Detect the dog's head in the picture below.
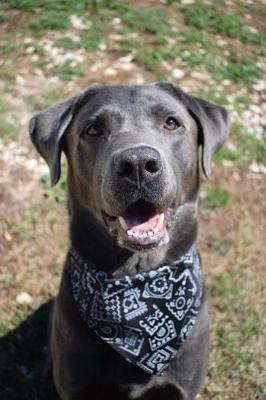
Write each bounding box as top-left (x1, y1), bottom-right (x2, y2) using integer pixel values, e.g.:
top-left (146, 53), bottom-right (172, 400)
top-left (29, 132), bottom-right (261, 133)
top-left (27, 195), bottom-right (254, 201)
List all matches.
top-left (29, 83), bottom-right (229, 252)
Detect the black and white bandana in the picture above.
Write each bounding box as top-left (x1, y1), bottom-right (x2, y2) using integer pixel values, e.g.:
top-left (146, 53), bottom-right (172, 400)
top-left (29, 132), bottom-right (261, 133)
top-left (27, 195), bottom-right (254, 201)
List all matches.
top-left (69, 248), bottom-right (203, 376)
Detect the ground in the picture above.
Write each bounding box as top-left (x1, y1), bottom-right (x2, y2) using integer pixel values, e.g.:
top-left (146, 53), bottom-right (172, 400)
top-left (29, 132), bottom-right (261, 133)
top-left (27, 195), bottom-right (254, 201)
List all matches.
top-left (0, 1), bottom-right (265, 399)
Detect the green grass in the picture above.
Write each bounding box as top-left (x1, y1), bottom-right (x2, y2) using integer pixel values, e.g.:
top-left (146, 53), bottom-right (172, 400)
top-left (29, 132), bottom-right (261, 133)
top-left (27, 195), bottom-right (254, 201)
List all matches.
top-left (183, 2), bottom-right (265, 46)
top-left (0, 122), bottom-right (18, 142)
top-left (120, 7), bottom-right (172, 37)
top-left (28, 10), bottom-right (71, 31)
top-left (134, 47), bottom-right (176, 73)
top-left (201, 87), bottom-right (230, 106)
top-left (81, 20), bottom-right (105, 51)
top-left (181, 51), bottom-right (210, 69)
top-left (40, 163), bottom-right (67, 202)
top-left (55, 37), bottom-right (81, 50)
top-left (26, 90), bottom-right (61, 111)
top-left (231, 122), bottom-right (266, 165)
top-left (0, 40), bottom-right (22, 56)
top-left (208, 267), bottom-right (266, 395)
top-left (182, 50), bottom-right (262, 86)
top-left (0, 13), bottom-right (7, 23)
top-left (0, 100), bottom-right (8, 113)
top-left (213, 54), bottom-right (262, 85)
top-left (117, 36), bottom-right (145, 54)
top-left (53, 60), bottom-right (84, 81)
top-left (202, 186), bottom-right (230, 210)
top-left (180, 27), bottom-right (216, 50)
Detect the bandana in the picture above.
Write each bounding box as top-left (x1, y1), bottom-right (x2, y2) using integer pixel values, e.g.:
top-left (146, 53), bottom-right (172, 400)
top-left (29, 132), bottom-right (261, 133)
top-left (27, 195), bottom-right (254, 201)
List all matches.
top-left (69, 247), bottom-right (203, 376)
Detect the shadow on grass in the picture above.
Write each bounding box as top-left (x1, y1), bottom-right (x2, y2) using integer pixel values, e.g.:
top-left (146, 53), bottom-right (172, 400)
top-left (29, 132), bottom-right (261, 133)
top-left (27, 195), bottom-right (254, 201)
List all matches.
top-left (0, 300), bottom-right (59, 400)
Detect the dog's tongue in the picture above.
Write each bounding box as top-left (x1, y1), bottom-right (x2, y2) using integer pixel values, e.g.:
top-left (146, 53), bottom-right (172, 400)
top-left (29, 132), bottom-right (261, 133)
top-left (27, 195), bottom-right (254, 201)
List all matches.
top-left (119, 201), bottom-right (160, 232)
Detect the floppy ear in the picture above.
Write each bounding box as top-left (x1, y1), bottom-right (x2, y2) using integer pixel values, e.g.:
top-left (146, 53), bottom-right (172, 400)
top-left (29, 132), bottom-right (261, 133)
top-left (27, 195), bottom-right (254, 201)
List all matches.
top-left (29, 92), bottom-right (83, 185)
top-left (157, 82), bottom-right (230, 178)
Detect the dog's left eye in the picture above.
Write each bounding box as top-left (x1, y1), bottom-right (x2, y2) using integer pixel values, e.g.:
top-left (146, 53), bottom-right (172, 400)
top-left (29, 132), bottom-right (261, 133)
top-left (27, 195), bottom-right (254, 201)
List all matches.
top-left (84, 124), bottom-right (102, 137)
top-left (163, 117), bottom-right (181, 131)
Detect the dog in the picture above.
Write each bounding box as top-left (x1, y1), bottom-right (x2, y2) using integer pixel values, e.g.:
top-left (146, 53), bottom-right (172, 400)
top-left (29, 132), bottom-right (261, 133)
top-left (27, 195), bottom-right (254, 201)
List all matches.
top-left (29, 82), bottom-right (229, 400)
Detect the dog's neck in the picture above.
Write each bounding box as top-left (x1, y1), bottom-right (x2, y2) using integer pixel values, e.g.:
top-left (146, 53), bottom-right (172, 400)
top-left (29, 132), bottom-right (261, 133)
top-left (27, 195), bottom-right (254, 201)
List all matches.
top-left (69, 197), bottom-right (199, 278)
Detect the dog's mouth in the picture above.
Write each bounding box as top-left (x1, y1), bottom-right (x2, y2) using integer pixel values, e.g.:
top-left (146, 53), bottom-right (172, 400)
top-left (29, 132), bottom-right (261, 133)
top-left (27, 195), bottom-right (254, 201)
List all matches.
top-left (104, 200), bottom-right (172, 250)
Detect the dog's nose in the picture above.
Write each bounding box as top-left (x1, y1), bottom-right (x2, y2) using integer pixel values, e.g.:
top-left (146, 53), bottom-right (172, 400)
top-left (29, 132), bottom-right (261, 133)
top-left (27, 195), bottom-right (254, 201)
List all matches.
top-left (114, 146), bottom-right (163, 187)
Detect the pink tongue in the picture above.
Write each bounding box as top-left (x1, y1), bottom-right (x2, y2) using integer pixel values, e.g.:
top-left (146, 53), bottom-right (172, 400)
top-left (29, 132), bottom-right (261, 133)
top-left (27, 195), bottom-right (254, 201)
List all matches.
top-left (128, 213), bottom-right (160, 232)
top-left (121, 201), bottom-right (160, 232)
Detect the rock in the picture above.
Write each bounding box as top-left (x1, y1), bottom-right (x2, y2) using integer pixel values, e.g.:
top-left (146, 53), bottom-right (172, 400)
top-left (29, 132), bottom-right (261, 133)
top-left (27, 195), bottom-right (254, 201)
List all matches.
top-left (109, 34), bottom-right (122, 41)
top-left (222, 160), bottom-right (234, 167)
top-left (253, 81), bottom-right (266, 91)
top-left (25, 46), bottom-right (35, 54)
top-left (31, 55), bottom-right (40, 62)
top-left (24, 37), bottom-right (33, 45)
top-left (16, 75), bottom-right (26, 85)
top-left (134, 73), bottom-right (145, 84)
top-left (249, 26), bottom-right (259, 34)
top-left (16, 292), bottom-right (32, 305)
top-left (181, 0), bottom-right (195, 4)
top-left (190, 71), bottom-right (211, 81)
top-left (98, 42), bottom-right (107, 51)
top-left (70, 15), bottom-right (87, 30)
top-left (249, 163), bottom-right (266, 174)
top-left (104, 68), bottom-right (118, 77)
top-left (4, 232), bottom-right (12, 241)
top-left (171, 68), bottom-right (185, 80)
top-left (217, 39), bottom-right (227, 46)
top-left (222, 80), bottom-right (232, 86)
top-left (227, 142), bottom-right (237, 151)
top-left (112, 17), bottom-right (121, 26)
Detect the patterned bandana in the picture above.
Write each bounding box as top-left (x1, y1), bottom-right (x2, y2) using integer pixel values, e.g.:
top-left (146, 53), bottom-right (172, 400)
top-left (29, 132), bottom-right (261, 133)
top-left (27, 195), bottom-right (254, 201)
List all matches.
top-left (69, 247), bottom-right (203, 376)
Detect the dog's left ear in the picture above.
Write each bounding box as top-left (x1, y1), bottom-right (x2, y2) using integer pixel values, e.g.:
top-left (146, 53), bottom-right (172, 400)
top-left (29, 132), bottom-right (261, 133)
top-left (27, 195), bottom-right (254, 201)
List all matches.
top-left (29, 92), bottom-right (83, 186)
top-left (157, 82), bottom-right (230, 178)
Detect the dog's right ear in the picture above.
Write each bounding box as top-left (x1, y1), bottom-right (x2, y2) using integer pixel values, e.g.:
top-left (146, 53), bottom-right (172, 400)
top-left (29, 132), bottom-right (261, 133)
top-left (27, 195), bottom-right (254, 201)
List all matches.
top-left (29, 92), bottom-right (83, 186)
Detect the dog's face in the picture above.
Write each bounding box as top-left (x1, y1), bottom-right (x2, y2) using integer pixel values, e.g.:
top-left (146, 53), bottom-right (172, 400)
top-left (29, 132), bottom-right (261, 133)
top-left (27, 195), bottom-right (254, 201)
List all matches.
top-left (29, 83), bottom-right (229, 252)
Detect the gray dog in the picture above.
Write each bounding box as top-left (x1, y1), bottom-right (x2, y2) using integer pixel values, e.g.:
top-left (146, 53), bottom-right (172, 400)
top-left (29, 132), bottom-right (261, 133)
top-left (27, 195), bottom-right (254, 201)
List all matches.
top-left (29, 82), bottom-right (229, 400)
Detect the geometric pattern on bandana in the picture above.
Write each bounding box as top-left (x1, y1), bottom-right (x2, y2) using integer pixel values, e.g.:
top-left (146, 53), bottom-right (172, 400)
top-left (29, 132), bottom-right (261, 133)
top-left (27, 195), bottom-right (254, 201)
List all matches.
top-left (69, 247), bottom-right (203, 376)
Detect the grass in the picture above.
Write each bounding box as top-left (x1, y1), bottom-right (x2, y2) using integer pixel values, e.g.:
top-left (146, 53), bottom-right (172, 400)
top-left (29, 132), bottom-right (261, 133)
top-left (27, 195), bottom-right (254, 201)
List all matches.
top-left (0, 1), bottom-right (266, 399)
top-left (134, 47), bottom-right (176, 73)
top-left (0, 122), bottom-right (18, 142)
top-left (40, 162), bottom-right (67, 202)
top-left (207, 267), bottom-right (266, 397)
top-left (53, 60), bottom-right (84, 81)
top-left (181, 50), bottom-right (262, 86)
top-left (183, 2), bottom-right (265, 47)
top-left (213, 54), bottom-right (262, 85)
top-left (212, 121), bottom-right (266, 168)
top-left (0, 99), bottom-right (8, 113)
top-left (0, 13), bottom-right (7, 23)
top-left (202, 186), bottom-right (230, 210)
top-left (180, 27), bottom-right (216, 50)
top-left (55, 37), bottom-right (81, 50)
top-left (29, 10), bottom-right (71, 31)
top-left (26, 90), bottom-right (61, 111)
top-left (80, 20), bottom-right (105, 51)
top-left (119, 7), bottom-right (172, 37)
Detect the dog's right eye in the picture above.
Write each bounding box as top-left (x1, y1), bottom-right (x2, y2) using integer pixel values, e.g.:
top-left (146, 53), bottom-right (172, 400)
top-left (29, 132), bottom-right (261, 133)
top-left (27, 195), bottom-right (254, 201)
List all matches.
top-left (84, 124), bottom-right (102, 137)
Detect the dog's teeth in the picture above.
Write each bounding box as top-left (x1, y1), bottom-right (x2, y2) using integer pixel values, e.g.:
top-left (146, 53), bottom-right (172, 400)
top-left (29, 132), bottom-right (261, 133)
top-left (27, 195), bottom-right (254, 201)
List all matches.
top-left (127, 230), bottom-right (133, 236)
top-left (153, 227), bottom-right (159, 234)
top-left (118, 216), bottom-right (128, 230)
top-left (142, 232), bottom-right (148, 238)
top-left (148, 230), bottom-right (154, 237)
top-left (157, 213), bottom-right (165, 228)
